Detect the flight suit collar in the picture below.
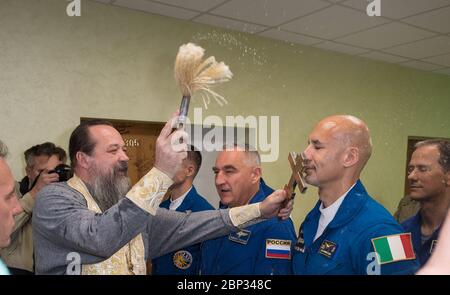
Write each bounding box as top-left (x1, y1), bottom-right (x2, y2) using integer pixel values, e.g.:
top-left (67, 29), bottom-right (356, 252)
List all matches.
top-left (408, 211), bottom-right (441, 262)
top-left (160, 186), bottom-right (198, 212)
top-left (249, 178), bottom-right (272, 204)
top-left (406, 212), bottom-right (423, 252)
top-left (176, 186), bottom-right (198, 212)
top-left (301, 180), bottom-right (367, 246)
top-left (326, 180), bottom-right (367, 229)
top-left (301, 203), bottom-right (321, 247)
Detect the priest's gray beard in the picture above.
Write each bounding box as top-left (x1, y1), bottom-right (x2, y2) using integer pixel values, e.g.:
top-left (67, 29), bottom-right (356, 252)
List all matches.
top-left (86, 161), bottom-right (130, 212)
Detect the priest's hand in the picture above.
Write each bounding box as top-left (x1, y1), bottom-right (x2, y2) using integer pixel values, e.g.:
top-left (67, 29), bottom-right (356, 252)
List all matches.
top-left (154, 111), bottom-right (188, 179)
top-left (259, 189), bottom-right (293, 220)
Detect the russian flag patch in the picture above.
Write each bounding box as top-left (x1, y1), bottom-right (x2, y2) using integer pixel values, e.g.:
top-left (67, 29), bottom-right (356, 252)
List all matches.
top-left (265, 239), bottom-right (292, 259)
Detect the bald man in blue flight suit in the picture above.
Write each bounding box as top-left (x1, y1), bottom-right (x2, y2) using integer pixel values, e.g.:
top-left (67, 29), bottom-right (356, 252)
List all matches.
top-left (200, 144), bottom-right (296, 275)
top-left (293, 115), bottom-right (420, 275)
top-left (402, 140), bottom-right (450, 267)
top-left (152, 148), bottom-right (213, 275)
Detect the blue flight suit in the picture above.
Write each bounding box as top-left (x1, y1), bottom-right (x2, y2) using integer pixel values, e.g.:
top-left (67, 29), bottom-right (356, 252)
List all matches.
top-left (152, 186), bottom-right (214, 275)
top-left (293, 180), bottom-right (420, 275)
top-left (200, 179), bottom-right (297, 275)
top-left (402, 212), bottom-right (440, 266)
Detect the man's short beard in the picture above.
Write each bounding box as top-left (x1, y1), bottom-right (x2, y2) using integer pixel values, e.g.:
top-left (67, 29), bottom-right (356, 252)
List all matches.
top-left (86, 161), bottom-right (130, 212)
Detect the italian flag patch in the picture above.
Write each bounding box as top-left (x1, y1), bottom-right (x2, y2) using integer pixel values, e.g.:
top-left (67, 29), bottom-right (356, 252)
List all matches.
top-left (372, 233), bottom-right (415, 264)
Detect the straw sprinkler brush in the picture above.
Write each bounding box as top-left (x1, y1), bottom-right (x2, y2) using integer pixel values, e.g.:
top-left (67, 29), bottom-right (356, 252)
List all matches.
top-left (174, 43), bottom-right (233, 130)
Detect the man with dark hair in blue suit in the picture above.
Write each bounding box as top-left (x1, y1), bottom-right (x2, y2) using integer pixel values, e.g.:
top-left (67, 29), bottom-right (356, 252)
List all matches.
top-left (152, 146), bottom-right (213, 275)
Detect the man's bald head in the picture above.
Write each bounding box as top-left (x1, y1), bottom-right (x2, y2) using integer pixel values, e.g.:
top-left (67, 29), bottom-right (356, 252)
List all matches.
top-left (304, 115), bottom-right (372, 197)
top-left (316, 115), bottom-right (372, 170)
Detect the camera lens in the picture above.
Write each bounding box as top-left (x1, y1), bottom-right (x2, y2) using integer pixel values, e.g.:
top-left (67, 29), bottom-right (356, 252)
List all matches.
top-left (52, 164), bottom-right (73, 182)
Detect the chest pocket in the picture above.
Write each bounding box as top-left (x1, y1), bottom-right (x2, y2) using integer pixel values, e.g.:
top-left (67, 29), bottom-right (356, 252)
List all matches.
top-left (223, 253), bottom-right (255, 274)
top-left (209, 227), bottom-right (264, 274)
top-left (305, 245), bottom-right (349, 275)
top-left (301, 233), bottom-right (359, 275)
top-left (309, 225), bottom-right (361, 274)
top-left (214, 241), bottom-right (256, 274)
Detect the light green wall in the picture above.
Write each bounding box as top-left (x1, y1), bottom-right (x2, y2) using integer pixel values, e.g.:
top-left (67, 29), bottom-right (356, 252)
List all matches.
top-left (1, 0), bottom-right (449, 228)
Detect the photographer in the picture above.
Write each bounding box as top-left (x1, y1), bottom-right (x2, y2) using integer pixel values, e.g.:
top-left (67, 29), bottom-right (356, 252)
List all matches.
top-left (0, 142), bottom-right (68, 275)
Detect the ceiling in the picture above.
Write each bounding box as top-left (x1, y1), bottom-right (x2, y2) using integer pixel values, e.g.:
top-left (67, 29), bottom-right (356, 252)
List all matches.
top-left (93, 0), bottom-right (450, 76)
